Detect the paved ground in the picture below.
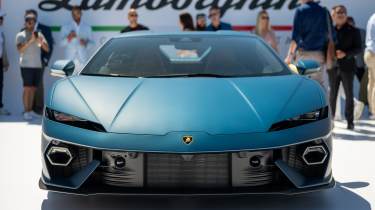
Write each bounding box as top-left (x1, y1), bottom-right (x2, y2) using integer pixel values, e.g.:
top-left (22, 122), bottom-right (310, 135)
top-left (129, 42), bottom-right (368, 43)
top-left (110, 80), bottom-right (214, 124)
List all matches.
top-left (0, 115), bottom-right (374, 210)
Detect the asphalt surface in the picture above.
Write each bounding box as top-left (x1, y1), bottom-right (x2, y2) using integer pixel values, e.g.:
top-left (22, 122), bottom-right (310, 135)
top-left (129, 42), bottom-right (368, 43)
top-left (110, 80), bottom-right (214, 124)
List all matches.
top-left (0, 115), bottom-right (374, 210)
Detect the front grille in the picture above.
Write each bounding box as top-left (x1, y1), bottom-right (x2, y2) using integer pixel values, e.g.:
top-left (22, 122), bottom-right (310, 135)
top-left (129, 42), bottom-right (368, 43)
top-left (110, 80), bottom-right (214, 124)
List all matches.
top-left (285, 146), bottom-right (305, 170)
top-left (71, 147), bottom-right (90, 172)
top-left (146, 153), bottom-right (229, 188)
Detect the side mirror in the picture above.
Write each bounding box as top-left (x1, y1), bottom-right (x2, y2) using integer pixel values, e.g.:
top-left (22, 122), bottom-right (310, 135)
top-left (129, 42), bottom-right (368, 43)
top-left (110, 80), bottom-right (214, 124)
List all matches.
top-left (50, 60), bottom-right (75, 77)
top-left (295, 60), bottom-right (321, 75)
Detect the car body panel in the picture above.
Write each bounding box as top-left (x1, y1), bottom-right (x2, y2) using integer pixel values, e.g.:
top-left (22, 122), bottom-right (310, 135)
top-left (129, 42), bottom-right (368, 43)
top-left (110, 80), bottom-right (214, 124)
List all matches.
top-left (48, 75), bottom-right (325, 135)
top-left (42, 117), bottom-right (331, 153)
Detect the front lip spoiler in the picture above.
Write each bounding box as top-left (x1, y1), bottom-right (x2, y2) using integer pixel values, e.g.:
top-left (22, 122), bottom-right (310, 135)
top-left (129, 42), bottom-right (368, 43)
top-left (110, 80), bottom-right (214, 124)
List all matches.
top-left (39, 178), bottom-right (336, 196)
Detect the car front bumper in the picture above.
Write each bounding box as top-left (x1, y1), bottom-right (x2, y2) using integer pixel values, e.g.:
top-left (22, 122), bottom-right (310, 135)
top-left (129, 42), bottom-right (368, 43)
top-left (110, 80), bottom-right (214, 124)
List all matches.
top-left (40, 119), bottom-right (334, 195)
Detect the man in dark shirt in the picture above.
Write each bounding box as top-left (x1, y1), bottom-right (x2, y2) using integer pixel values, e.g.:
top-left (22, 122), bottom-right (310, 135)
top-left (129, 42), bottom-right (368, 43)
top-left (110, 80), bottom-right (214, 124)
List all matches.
top-left (285, 0), bottom-right (335, 89)
top-left (120, 9), bottom-right (149, 33)
top-left (206, 6), bottom-right (232, 31)
top-left (328, 5), bottom-right (362, 130)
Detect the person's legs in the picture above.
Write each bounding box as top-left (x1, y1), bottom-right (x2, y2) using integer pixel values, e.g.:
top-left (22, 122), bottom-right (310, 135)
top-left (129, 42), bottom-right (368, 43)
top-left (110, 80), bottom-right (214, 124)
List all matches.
top-left (369, 68), bottom-right (375, 115)
top-left (23, 86), bottom-right (34, 112)
top-left (341, 70), bottom-right (355, 127)
top-left (364, 51), bottom-right (375, 115)
top-left (359, 69), bottom-right (369, 105)
top-left (327, 68), bottom-right (340, 118)
top-left (28, 87), bottom-right (36, 111)
top-left (356, 67), bottom-right (365, 82)
top-left (21, 68), bottom-right (36, 120)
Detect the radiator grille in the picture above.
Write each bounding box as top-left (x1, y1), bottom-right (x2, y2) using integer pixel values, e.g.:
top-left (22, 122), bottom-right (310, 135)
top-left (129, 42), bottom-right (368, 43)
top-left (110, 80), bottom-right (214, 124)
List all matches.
top-left (146, 153), bottom-right (229, 188)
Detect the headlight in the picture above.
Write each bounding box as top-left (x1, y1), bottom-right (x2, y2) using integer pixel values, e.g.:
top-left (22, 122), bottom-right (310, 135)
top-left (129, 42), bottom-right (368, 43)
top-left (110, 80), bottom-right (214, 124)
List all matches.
top-left (269, 106), bottom-right (329, 131)
top-left (45, 108), bottom-right (106, 132)
top-left (52, 110), bottom-right (86, 122)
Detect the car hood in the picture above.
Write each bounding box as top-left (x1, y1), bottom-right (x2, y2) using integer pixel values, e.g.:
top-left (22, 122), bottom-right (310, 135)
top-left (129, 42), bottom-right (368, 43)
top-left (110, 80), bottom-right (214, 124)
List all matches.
top-left (49, 75), bottom-right (324, 135)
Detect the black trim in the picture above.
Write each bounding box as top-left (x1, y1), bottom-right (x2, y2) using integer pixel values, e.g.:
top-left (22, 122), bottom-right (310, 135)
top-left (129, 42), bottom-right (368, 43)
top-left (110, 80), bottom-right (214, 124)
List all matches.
top-left (45, 108), bottom-right (106, 132)
top-left (269, 107), bottom-right (329, 132)
top-left (228, 153), bottom-right (233, 187)
top-left (39, 178), bottom-right (335, 196)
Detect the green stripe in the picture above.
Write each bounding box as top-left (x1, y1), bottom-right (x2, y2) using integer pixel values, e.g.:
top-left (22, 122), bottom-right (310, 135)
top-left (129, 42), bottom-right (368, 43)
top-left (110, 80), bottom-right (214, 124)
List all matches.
top-left (51, 26), bottom-right (61, 32)
top-left (51, 25), bottom-right (123, 32)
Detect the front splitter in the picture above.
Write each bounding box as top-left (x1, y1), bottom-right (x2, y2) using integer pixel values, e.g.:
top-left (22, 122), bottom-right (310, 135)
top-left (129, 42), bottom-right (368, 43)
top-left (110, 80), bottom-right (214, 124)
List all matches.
top-left (39, 178), bottom-right (335, 196)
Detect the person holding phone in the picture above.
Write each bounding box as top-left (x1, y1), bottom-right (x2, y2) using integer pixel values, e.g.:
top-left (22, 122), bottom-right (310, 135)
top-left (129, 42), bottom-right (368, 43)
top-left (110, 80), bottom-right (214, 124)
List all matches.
top-left (60, 5), bottom-right (93, 69)
top-left (16, 12), bottom-right (49, 121)
top-left (21, 9), bottom-right (54, 116)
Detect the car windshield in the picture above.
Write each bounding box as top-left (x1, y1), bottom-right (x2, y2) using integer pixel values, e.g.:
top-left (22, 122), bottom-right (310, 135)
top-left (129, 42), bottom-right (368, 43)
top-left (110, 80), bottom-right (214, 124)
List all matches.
top-left (81, 35), bottom-right (290, 77)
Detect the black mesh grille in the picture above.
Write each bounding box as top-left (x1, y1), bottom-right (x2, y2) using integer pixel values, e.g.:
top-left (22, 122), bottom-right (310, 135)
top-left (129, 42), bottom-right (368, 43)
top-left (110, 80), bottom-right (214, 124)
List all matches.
top-left (47, 143), bottom-right (90, 178)
top-left (285, 142), bottom-right (328, 178)
top-left (146, 153), bottom-right (229, 188)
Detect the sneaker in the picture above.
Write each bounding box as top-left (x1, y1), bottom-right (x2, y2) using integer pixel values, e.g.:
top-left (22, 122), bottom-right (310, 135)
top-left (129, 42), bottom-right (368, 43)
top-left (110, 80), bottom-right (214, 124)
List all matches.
top-left (30, 111), bottom-right (41, 118)
top-left (23, 112), bottom-right (33, 121)
top-left (354, 101), bottom-right (365, 121)
top-left (0, 108), bottom-right (11, 115)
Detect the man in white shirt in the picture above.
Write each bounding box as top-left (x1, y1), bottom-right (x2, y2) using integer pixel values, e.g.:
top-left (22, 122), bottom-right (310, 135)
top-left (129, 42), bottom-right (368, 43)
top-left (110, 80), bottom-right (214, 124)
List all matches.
top-left (365, 13), bottom-right (375, 119)
top-left (60, 6), bottom-right (93, 70)
top-left (16, 13), bottom-right (49, 121)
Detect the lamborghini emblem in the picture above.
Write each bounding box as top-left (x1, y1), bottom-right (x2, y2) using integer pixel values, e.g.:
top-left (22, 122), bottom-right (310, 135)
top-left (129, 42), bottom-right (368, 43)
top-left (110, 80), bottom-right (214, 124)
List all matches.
top-left (182, 136), bottom-right (193, 145)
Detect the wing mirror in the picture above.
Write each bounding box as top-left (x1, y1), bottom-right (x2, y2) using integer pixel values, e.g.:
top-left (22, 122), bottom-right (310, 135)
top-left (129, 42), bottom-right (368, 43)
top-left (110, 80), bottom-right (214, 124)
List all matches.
top-left (50, 60), bottom-right (75, 77)
top-left (289, 60), bottom-right (321, 76)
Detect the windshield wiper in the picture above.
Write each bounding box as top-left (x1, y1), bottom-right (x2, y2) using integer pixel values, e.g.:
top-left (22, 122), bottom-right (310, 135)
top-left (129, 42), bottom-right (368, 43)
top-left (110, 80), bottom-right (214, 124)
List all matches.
top-left (80, 73), bottom-right (138, 78)
top-left (144, 73), bottom-right (234, 78)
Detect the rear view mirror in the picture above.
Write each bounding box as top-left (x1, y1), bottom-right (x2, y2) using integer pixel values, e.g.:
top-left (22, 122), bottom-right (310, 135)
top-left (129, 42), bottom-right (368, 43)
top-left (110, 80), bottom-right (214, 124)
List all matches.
top-left (295, 60), bottom-right (321, 75)
top-left (50, 60), bottom-right (75, 77)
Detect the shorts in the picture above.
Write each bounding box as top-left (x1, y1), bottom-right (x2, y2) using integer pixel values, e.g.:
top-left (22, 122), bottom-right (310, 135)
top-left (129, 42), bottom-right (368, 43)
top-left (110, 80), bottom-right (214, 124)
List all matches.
top-left (21, 67), bottom-right (43, 87)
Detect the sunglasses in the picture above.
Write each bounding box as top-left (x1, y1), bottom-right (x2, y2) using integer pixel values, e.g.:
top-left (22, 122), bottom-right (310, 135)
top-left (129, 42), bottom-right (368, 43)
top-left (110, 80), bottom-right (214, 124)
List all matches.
top-left (129, 13), bottom-right (138, 17)
top-left (261, 16), bottom-right (270, 20)
top-left (25, 18), bottom-right (36, 23)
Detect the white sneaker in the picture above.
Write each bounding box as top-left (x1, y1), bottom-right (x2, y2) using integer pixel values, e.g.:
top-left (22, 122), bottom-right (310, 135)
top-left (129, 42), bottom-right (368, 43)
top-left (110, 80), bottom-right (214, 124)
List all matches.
top-left (0, 108), bottom-right (10, 115)
top-left (23, 112), bottom-right (33, 121)
top-left (354, 101), bottom-right (365, 121)
top-left (30, 111), bottom-right (41, 118)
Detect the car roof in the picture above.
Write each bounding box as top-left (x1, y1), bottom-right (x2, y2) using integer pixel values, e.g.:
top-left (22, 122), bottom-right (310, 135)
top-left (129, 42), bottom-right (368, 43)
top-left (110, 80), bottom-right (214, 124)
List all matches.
top-left (112, 31), bottom-right (258, 39)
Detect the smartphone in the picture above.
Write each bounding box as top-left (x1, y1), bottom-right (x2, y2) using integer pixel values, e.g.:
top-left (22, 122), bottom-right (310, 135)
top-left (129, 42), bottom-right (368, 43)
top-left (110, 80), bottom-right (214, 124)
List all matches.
top-left (34, 31), bottom-right (39, 38)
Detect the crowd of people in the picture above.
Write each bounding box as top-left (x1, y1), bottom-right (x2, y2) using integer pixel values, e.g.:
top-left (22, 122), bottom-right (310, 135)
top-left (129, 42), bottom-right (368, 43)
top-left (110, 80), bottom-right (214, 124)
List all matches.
top-left (0, 0), bottom-right (374, 130)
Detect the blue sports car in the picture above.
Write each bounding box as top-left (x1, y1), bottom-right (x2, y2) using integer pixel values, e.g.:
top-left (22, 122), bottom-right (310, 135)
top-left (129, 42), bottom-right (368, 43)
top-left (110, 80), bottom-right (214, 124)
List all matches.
top-left (40, 31), bottom-right (334, 195)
